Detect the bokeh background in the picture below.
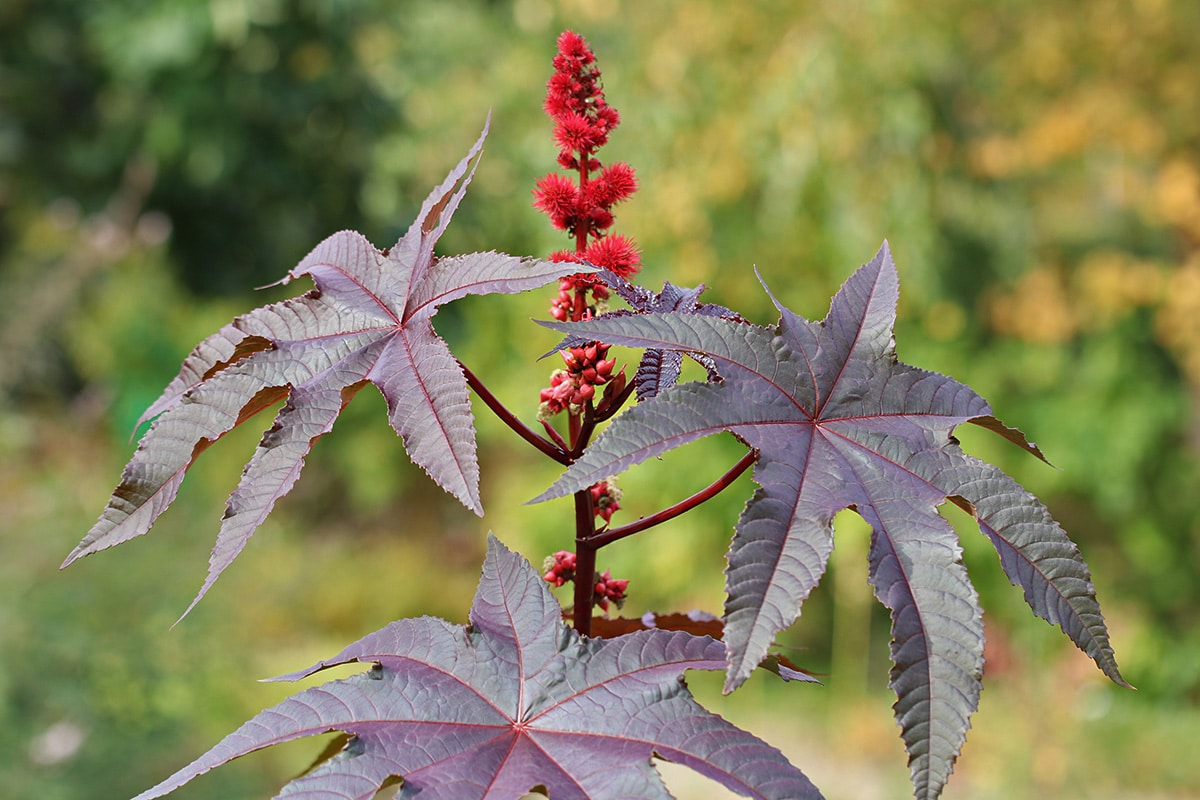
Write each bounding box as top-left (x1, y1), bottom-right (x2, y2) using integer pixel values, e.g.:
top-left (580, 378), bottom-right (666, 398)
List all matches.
top-left (2, 1), bottom-right (1198, 798)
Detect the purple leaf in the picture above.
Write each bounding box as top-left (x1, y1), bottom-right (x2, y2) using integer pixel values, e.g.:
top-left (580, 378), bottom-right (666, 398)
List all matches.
top-left (132, 535), bottom-right (821, 800)
top-left (534, 242), bottom-right (1127, 799)
top-left (940, 454), bottom-right (1128, 688)
top-left (64, 120), bottom-right (595, 619)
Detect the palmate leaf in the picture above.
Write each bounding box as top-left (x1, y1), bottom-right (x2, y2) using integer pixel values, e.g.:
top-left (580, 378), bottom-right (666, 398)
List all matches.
top-left (63, 120), bottom-right (592, 618)
top-left (533, 242), bottom-right (1128, 799)
top-left (131, 535), bottom-right (821, 800)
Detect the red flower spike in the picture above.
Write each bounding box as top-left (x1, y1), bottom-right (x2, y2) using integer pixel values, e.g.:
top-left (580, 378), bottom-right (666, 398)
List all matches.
top-left (596, 105), bottom-right (620, 131)
top-left (555, 30), bottom-right (591, 60)
top-left (534, 30), bottom-right (638, 268)
top-left (587, 208), bottom-right (615, 236)
top-left (535, 30), bottom-right (639, 420)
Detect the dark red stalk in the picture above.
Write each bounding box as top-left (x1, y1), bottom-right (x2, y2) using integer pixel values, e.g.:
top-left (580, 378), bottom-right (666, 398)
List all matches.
top-left (572, 489), bottom-right (598, 636)
top-left (588, 450), bottom-right (758, 548)
top-left (569, 401), bottom-right (599, 461)
top-left (460, 360), bottom-right (570, 465)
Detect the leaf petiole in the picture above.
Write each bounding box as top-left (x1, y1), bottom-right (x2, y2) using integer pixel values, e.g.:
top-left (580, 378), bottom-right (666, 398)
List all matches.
top-left (459, 359), bottom-right (570, 465)
top-left (589, 449), bottom-right (758, 548)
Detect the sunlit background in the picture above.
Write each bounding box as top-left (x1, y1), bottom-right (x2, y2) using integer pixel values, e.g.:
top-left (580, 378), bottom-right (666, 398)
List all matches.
top-left (2, 1), bottom-right (1198, 798)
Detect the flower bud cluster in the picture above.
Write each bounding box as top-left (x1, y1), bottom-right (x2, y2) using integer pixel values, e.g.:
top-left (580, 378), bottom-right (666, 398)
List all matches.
top-left (593, 570), bottom-right (629, 612)
top-left (542, 551), bottom-right (576, 587)
top-left (543, 550), bottom-right (629, 613)
top-left (549, 274), bottom-right (608, 322)
top-left (539, 342), bottom-right (617, 417)
top-left (590, 479), bottom-right (622, 524)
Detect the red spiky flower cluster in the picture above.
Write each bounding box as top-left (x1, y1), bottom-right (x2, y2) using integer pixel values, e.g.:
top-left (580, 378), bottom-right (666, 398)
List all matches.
top-left (534, 165), bottom-right (638, 247)
top-left (533, 30), bottom-right (641, 303)
top-left (542, 30), bottom-right (619, 165)
top-left (535, 32), bottom-right (638, 549)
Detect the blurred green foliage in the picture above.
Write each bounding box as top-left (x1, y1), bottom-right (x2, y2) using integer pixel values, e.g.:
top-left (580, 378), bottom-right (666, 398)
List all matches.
top-left (2, 1), bottom-right (1198, 797)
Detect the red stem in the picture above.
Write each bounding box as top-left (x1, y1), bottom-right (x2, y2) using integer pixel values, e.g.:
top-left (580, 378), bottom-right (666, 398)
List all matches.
top-left (569, 400), bottom-right (599, 461)
top-left (589, 449), bottom-right (758, 548)
top-left (572, 488), bottom-right (597, 636)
